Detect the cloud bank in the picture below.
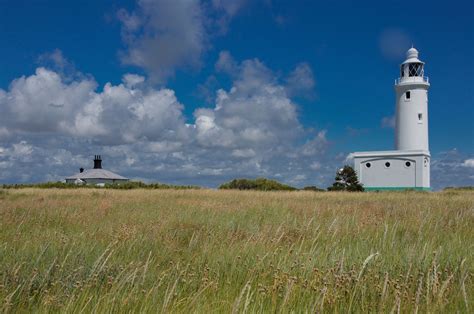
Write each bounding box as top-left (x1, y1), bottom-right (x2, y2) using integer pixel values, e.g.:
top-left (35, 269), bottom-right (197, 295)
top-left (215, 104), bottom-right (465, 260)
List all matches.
top-left (0, 51), bottom-right (335, 187)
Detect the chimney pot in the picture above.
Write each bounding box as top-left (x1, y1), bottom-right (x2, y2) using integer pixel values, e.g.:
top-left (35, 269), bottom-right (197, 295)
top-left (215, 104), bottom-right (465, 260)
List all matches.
top-left (93, 155), bottom-right (102, 169)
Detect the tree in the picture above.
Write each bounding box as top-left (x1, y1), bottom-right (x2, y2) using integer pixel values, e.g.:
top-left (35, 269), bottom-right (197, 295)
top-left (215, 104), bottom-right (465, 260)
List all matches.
top-left (328, 165), bottom-right (364, 192)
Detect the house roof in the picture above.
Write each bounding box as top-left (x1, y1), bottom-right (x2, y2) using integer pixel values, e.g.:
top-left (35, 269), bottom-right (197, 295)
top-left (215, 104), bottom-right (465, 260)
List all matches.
top-left (66, 168), bottom-right (128, 180)
top-left (351, 150), bottom-right (430, 158)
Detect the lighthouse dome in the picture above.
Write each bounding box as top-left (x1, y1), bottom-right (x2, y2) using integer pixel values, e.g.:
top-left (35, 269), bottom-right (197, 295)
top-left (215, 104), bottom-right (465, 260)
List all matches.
top-left (402, 46), bottom-right (423, 64)
top-left (407, 47), bottom-right (419, 59)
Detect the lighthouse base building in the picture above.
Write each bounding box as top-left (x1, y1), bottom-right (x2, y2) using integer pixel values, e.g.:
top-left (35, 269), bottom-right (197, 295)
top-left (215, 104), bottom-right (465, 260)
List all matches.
top-left (352, 150), bottom-right (430, 191)
top-left (352, 47), bottom-right (431, 191)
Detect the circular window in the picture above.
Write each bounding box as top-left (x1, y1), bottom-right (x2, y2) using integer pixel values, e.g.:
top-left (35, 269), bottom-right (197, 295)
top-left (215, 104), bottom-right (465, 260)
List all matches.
top-left (424, 158), bottom-right (429, 167)
top-left (405, 161), bottom-right (411, 167)
top-left (385, 162), bottom-right (391, 168)
top-left (365, 162), bottom-right (371, 168)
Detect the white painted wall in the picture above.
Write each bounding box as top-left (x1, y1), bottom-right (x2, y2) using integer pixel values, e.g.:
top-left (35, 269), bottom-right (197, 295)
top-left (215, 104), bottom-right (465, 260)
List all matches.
top-left (395, 81), bottom-right (429, 151)
top-left (395, 48), bottom-right (430, 151)
top-left (358, 158), bottom-right (415, 187)
top-left (352, 150), bottom-right (430, 190)
top-left (65, 178), bottom-right (128, 185)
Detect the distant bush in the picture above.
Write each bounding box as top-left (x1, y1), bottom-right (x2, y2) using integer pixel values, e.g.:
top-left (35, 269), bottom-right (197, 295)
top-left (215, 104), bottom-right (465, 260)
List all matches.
top-left (302, 186), bottom-right (326, 192)
top-left (219, 178), bottom-right (297, 191)
top-left (1, 181), bottom-right (200, 190)
top-left (444, 186), bottom-right (474, 191)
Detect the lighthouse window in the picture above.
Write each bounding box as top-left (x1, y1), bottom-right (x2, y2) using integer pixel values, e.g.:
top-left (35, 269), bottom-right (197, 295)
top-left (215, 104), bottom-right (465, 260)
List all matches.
top-left (418, 113), bottom-right (423, 121)
top-left (385, 162), bottom-right (391, 168)
top-left (365, 162), bottom-right (371, 168)
top-left (405, 91), bottom-right (411, 100)
top-left (409, 63), bottom-right (423, 77)
top-left (405, 161), bottom-right (411, 167)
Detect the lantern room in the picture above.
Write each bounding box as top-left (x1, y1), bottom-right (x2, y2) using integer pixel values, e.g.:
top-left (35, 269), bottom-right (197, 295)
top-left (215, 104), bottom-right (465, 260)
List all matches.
top-left (400, 47), bottom-right (425, 80)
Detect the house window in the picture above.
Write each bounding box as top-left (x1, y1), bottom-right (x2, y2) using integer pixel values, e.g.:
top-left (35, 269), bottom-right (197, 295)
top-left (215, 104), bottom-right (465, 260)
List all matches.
top-left (405, 91), bottom-right (411, 100)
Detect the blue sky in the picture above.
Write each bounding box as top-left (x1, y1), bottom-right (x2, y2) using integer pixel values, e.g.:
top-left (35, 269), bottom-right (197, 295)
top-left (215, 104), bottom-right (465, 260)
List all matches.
top-left (0, 0), bottom-right (473, 189)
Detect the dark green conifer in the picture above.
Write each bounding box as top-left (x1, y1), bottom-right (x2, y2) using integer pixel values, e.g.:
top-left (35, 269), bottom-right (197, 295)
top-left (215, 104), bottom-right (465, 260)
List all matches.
top-left (328, 165), bottom-right (364, 192)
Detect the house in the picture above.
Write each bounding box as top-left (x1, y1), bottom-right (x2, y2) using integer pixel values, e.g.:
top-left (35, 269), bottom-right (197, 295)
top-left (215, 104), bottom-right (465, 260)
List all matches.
top-left (65, 155), bottom-right (128, 185)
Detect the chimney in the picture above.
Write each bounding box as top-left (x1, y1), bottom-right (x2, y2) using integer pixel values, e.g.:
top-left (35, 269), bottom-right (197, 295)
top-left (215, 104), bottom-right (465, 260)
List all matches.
top-left (80, 168), bottom-right (84, 173)
top-left (93, 155), bottom-right (102, 169)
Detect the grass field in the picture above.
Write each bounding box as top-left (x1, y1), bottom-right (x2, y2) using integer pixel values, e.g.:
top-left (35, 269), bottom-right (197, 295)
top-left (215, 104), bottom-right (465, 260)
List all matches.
top-left (0, 188), bottom-right (473, 312)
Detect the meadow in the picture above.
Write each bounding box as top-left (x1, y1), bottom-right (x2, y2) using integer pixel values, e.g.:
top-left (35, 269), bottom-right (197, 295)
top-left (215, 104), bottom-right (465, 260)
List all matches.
top-left (0, 188), bottom-right (472, 312)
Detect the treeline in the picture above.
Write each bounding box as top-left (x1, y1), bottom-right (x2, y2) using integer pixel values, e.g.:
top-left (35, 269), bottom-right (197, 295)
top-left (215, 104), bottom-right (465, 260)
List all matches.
top-left (443, 186), bottom-right (474, 191)
top-left (1, 179), bottom-right (326, 191)
top-left (1, 165), bottom-right (367, 192)
top-left (1, 182), bottom-right (200, 190)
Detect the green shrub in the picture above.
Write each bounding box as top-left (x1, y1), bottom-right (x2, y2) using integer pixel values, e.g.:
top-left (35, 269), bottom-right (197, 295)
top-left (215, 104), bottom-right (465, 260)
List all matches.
top-left (219, 178), bottom-right (297, 191)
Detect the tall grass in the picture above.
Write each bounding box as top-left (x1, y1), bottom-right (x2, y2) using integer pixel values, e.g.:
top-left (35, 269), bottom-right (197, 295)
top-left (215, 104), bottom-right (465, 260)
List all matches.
top-left (0, 189), bottom-right (472, 312)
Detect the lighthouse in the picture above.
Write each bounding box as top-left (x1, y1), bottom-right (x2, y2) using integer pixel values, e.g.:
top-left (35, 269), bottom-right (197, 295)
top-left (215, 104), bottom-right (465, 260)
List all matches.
top-left (395, 47), bottom-right (430, 151)
top-left (351, 47), bottom-right (431, 191)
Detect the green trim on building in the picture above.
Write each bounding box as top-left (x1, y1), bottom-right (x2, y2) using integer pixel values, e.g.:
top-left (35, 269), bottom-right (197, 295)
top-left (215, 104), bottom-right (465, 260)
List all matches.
top-left (364, 187), bottom-right (431, 192)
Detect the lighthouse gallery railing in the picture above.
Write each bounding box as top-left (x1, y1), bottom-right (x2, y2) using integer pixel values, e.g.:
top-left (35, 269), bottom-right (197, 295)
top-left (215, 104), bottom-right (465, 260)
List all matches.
top-left (395, 76), bottom-right (429, 85)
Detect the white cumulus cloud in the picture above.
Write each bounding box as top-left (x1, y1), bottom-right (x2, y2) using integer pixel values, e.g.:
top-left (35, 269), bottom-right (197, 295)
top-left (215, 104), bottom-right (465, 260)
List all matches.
top-left (0, 68), bottom-right (189, 145)
top-left (463, 159), bottom-right (474, 168)
top-left (117, 0), bottom-right (248, 83)
top-left (285, 62), bottom-right (316, 98)
top-left (196, 55), bottom-right (302, 152)
top-left (118, 0), bottom-right (207, 82)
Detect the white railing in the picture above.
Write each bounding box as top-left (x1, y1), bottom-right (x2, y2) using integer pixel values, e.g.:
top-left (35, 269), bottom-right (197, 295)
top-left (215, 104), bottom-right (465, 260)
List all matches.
top-left (395, 76), bottom-right (429, 85)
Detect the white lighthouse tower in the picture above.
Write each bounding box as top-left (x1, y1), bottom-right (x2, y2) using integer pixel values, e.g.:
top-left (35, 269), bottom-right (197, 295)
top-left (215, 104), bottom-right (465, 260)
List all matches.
top-left (395, 47), bottom-right (430, 151)
top-left (351, 47), bottom-right (431, 191)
